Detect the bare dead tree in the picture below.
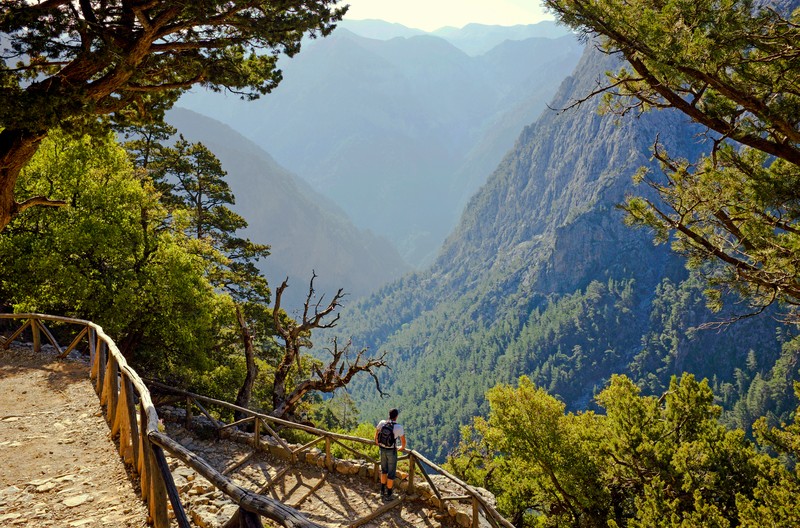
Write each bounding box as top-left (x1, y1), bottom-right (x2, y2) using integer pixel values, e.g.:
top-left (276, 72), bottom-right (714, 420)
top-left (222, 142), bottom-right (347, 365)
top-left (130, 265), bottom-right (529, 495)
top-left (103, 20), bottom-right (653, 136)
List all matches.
top-left (270, 272), bottom-right (387, 420)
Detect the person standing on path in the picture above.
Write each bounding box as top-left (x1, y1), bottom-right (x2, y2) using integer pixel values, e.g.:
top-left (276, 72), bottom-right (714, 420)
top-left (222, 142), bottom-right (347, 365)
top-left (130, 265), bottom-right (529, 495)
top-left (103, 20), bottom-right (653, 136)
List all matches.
top-left (375, 408), bottom-right (406, 501)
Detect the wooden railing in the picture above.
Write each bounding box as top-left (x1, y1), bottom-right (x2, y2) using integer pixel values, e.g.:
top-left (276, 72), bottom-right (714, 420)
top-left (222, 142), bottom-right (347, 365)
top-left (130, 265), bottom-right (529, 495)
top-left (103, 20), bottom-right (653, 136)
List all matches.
top-left (1, 313), bottom-right (515, 528)
top-left (0, 313), bottom-right (321, 528)
top-left (147, 382), bottom-right (516, 528)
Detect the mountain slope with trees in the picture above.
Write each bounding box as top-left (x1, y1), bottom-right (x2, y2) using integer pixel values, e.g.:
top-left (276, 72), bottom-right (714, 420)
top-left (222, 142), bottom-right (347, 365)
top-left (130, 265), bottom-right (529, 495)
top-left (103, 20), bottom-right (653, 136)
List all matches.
top-left (333, 44), bottom-right (799, 461)
top-left (444, 2), bottom-right (800, 526)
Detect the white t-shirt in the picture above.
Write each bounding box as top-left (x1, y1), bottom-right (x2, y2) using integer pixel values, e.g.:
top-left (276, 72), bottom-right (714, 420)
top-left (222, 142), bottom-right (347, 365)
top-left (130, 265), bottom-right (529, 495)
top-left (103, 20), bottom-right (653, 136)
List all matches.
top-left (376, 419), bottom-right (405, 448)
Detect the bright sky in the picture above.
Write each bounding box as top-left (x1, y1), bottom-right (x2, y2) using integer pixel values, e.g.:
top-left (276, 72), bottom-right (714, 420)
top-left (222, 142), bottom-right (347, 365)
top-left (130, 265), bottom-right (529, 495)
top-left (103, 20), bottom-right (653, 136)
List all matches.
top-left (341, 0), bottom-right (553, 32)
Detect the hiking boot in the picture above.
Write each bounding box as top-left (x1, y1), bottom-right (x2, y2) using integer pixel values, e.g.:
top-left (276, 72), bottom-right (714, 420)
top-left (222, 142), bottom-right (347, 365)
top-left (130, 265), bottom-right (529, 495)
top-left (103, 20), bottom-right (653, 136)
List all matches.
top-left (385, 489), bottom-right (393, 501)
top-left (380, 484), bottom-right (386, 499)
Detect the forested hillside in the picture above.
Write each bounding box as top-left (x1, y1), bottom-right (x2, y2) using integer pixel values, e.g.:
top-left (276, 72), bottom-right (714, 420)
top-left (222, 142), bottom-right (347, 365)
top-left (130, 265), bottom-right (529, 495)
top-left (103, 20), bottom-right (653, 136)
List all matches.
top-left (3, 2), bottom-right (798, 527)
top-left (333, 45), bottom-right (799, 461)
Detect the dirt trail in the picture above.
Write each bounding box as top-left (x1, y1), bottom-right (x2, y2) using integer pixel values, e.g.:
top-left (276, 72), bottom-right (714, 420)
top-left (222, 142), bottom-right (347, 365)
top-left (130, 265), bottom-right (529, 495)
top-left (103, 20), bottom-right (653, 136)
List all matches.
top-left (0, 344), bottom-right (149, 527)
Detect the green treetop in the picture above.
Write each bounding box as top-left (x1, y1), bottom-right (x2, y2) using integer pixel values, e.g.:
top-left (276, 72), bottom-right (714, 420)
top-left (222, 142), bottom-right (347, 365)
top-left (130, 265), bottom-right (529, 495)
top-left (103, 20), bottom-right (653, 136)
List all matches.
top-left (449, 374), bottom-right (793, 527)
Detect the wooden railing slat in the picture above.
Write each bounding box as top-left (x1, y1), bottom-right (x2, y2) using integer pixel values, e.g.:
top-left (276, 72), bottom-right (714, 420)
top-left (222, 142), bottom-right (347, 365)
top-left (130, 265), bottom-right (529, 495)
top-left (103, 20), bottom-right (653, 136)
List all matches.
top-left (151, 443), bottom-right (192, 528)
top-left (291, 436), bottom-right (324, 456)
top-left (330, 438), bottom-right (377, 464)
top-left (349, 495), bottom-right (403, 528)
top-left (416, 462), bottom-right (444, 503)
top-left (150, 431), bottom-right (323, 528)
top-left (35, 319), bottom-right (62, 354)
top-left (0, 319), bottom-right (31, 350)
top-left (219, 415), bottom-right (256, 431)
top-left (58, 325), bottom-right (88, 359)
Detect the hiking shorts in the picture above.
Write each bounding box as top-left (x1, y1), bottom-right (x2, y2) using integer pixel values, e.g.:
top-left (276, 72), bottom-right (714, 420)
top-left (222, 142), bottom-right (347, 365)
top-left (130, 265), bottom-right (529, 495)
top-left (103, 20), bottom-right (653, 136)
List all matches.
top-left (380, 447), bottom-right (398, 479)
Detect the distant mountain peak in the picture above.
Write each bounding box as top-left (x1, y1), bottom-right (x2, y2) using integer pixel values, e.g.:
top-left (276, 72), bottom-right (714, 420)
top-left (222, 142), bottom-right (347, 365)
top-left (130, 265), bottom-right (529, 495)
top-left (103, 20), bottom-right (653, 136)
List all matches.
top-left (340, 18), bottom-right (571, 56)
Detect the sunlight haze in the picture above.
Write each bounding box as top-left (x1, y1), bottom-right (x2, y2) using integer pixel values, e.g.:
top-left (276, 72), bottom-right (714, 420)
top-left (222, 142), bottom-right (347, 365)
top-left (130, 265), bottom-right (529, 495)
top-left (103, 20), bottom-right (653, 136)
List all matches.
top-left (341, 0), bottom-right (553, 31)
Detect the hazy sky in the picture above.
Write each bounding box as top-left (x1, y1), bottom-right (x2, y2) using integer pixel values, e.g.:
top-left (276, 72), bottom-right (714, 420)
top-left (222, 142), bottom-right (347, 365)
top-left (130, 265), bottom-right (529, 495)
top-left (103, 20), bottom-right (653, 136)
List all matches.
top-left (341, 1), bottom-right (553, 32)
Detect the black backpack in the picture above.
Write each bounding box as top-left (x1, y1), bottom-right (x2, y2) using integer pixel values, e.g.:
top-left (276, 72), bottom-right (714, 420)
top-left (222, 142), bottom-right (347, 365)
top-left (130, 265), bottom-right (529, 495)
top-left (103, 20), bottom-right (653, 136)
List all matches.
top-left (378, 420), bottom-right (395, 447)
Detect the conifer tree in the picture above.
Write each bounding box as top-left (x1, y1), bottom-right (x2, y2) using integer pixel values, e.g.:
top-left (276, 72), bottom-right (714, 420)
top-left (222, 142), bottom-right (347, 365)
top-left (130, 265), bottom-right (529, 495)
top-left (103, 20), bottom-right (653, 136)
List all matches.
top-left (0, 0), bottom-right (344, 231)
top-left (544, 0), bottom-right (800, 318)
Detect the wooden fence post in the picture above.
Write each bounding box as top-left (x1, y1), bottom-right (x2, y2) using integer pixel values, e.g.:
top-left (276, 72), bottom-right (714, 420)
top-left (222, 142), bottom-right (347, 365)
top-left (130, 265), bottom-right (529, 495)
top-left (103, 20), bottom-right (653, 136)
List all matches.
top-left (239, 508), bottom-right (266, 527)
top-left (253, 416), bottom-right (261, 450)
top-left (115, 373), bottom-right (134, 464)
top-left (139, 405), bottom-right (151, 500)
top-left (185, 397), bottom-right (193, 429)
top-left (89, 329), bottom-right (98, 381)
top-left (151, 443), bottom-right (192, 528)
top-left (31, 318), bottom-right (41, 353)
top-left (472, 497), bottom-right (480, 528)
top-left (107, 357), bottom-right (120, 432)
top-left (95, 341), bottom-right (106, 396)
top-left (325, 437), bottom-right (333, 471)
top-left (148, 441), bottom-right (170, 528)
top-left (125, 376), bottom-right (140, 469)
top-left (408, 454), bottom-right (416, 493)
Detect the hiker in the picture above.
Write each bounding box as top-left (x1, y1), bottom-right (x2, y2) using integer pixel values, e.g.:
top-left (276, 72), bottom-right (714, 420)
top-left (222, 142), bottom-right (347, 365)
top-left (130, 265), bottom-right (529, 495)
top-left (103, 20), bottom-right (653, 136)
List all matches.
top-left (375, 408), bottom-right (406, 501)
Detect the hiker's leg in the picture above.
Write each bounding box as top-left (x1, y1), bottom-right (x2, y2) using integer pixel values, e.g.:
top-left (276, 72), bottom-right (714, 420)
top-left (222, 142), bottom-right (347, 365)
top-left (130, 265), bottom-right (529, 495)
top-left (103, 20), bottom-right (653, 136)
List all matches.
top-left (380, 448), bottom-right (389, 485)
top-left (386, 448), bottom-right (398, 491)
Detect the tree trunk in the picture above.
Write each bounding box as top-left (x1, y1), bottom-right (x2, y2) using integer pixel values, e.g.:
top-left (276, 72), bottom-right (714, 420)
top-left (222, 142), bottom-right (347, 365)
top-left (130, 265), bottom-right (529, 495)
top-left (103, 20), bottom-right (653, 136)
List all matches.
top-left (234, 306), bottom-right (257, 421)
top-left (0, 128), bottom-right (47, 231)
top-left (271, 342), bottom-right (297, 413)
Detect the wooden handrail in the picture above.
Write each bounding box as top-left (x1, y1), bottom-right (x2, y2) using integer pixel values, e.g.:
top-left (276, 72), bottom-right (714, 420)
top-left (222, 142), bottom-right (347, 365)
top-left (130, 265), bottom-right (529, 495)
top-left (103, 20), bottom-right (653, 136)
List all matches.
top-left (144, 380), bottom-right (515, 528)
top-left (2, 313), bottom-right (514, 528)
top-left (0, 314), bottom-right (322, 528)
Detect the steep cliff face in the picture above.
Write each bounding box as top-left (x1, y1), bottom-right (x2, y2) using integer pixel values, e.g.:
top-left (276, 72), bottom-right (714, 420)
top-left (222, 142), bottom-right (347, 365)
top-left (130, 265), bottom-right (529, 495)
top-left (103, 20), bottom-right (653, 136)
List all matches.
top-left (435, 47), bottom-right (705, 296)
top-left (334, 45), bottom-right (792, 461)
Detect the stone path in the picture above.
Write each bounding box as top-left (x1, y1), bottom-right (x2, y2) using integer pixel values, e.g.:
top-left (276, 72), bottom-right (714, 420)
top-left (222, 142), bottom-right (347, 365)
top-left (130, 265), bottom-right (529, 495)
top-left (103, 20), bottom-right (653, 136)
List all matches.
top-left (0, 343), bottom-right (149, 527)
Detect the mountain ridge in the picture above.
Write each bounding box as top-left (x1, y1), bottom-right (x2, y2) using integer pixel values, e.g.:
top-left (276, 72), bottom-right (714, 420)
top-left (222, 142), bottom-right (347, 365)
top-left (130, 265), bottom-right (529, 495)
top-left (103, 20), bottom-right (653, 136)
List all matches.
top-left (165, 108), bottom-right (410, 311)
top-left (339, 19), bottom-right (572, 55)
top-left (177, 26), bottom-right (582, 266)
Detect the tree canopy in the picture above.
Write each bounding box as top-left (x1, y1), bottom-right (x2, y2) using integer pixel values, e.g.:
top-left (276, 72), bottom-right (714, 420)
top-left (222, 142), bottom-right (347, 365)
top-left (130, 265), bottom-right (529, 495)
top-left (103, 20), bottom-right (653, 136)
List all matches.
top-left (0, 0), bottom-right (345, 230)
top-left (543, 0), bottom-right (800, 319)
top-left (449, 374), bottom-right (799, 527)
